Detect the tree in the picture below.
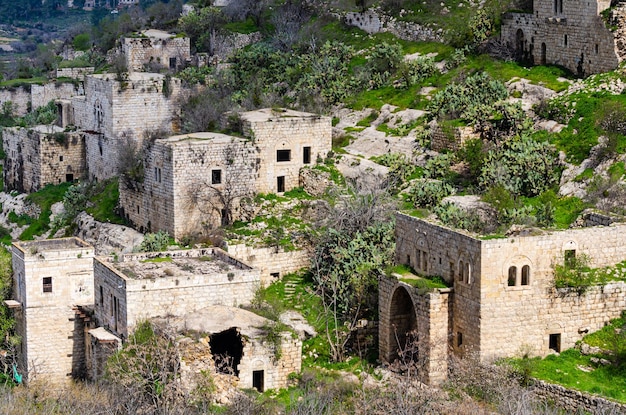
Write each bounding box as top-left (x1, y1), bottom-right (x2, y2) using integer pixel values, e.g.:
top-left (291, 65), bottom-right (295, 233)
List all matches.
top-left (179, 6), bottom-right (226, 55)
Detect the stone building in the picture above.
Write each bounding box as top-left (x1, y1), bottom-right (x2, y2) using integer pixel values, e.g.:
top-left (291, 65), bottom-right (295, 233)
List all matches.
top-left (7, 239), bottom-right (302, 390)
top-left (0, 82), bottom-right (81, 117)
top-left (7, 238), bottom-right (95, 384)
top-left (500, 0), bottom-right (620, 75)
top-left (121, 30), bottom-right (191, 72)
top-left (2, 125), bottom-right (86, 193)
top-left (380, 213), bottom-right (626, 384)
top-left (119, 108), bottom-right (332, 240)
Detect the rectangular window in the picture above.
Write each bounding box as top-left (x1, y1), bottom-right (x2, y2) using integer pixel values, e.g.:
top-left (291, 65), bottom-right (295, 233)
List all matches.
top-left (43, 277), bottom-right (52, 293)
top-left (277, 150), bottom-right (291, 162)
top-left (211, 169), bottom-right (222, 185)
top-left (303, 146), bottom-right (311, 164)
top-left (59, 155), bottom-right (64, 162)
top-left (277, 176), bottom-right (285, 193)
top-left (169, 57), bottom-right (177, 69)
top-left (564, 250), bottom-right (576, 267)
top-left (549, 333), bottom-right (561, 352)
top-left (270, 272), bottom-right (280, 279)
top-left (99, 286), bottom-right (103, 306)
top-left (457, 332), bottom-right (463, 347)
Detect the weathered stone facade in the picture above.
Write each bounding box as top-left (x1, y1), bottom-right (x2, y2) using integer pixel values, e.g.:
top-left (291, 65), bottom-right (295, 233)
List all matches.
top-left (500, 0), bottom-right (620, 75)
top-left (2, 125), bottom-right (86, 192)
top-left (120, 109), bottom-right (331, 240)
top-left (0, 82), bottom-right (81, 117)
top-left (381, 213), bottom-right (626, 383)
top-left (10, 238), bottom-right (95, 384)
top-left (121, 30), bottom-right (190, 72)
top-left (94, 247), bottom-right (259, 339)
top-left (344, 9), bottom-right (443, 42)
top-left (226, 244), bottom-right (311, 286)
top-left (429, 121), bottom-right (479, 152)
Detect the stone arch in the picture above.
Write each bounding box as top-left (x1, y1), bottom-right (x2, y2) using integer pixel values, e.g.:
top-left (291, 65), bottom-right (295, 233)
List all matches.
top-left (503, 255), bottom-right (533, 286)
top-left (388, 286), bottom-right (418, 362)
top-left (515, 29), bottom-right (526, 61)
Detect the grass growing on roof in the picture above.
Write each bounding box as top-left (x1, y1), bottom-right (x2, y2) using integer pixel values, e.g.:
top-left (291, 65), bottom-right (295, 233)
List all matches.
top-left (19, 182), bottom-right (72, 240)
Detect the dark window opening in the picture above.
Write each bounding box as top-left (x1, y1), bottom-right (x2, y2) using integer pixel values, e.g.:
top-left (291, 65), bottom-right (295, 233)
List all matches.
top-left (99, 286), bottom-right (103, 306)
top-left (212, 169), bottom-right (222, 185)
top-left (564, 34), bottom-right (568, 47)
top-left (549, 333), bottom-right (561, 352)
top-left (521, 265), bottom-right (530, 285)
top-left (59, 155), bottom-right (64, 162)
top-left (458, 261), bottom-right (464, 281)
top-left (221, 209), bottom-right (228, 227)
top-left (253, 370), bottom-right (265, 392)
top-left (303, 146), bottom-right (311, 164)
top-left (595, 44), bottom-right (599, 54)
top-left (210, 328), bottom-right (244, 376)
top-left (169, 57), bottom-right (177, 69)
top-left (43, 277), bottom-right (52, 293)
top-left (406, 255), bottom-right (411, 265)
top-left (99, 143), bottom-right (103, 156)
top-left (508, 266), bottom-right (517, 286)
top-left (277, 176), bottom-right (285, 193)
top-left (66, 174), bottom-right (74, 182)
top-left (457, 332), bottom-right (463, 347)
top-left (564, 250), bottom-right (576, 267)
top-left (137, 205), bottom-right (140, 214)
top-left (277, 149), bottom-right (291, 162)
top-left (270, 272), bottom-right (280, 279)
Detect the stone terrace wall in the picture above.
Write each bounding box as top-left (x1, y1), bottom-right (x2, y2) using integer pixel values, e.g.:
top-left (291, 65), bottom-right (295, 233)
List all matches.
top-left (379, 276), bottom-right (450, 385)
top-left (429, 122), bottom-right (478, 152)
top-left (501, 0), bottom-right (619, 75)
top-left (344, 10), bottom-right (443, 42)
top-left (395, 213), bottom-right (482, 357)
top-left (56, 67), bottom-right (94, 79)
top-left (480, 224), bottom-right (626, 360)
top-left (238, 333), bottom-right (301, 390)
top-left (0, 87), bottom-right (31, 116)
top-left (241, 109), bottom-right (332, 194)
top-left (532, 380), bottom-right (626, 413)
top-left (12, 239), bottom-right (94, 384)
top-left (94, 248), bottom-right (260, 338)
top-left (227, 244), bottom-right (311, 285)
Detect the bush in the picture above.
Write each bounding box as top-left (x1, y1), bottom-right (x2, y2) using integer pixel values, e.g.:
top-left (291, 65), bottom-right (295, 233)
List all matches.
top-left (137, 231), bottom-right (171, 252)
top-left (407, 179), bottom-right (455, 208)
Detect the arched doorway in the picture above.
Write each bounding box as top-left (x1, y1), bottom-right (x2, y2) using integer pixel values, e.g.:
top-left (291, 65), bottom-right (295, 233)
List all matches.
top-left (388, 286), bottom-right (418, 362)
top-left (516, 29), bottom-right (525, 60)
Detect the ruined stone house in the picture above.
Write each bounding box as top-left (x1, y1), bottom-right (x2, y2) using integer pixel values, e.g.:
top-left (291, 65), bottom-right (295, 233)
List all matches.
top-left (380, 213), bottom-right (626, 384)
top-left (119, 108), bottom-right (332, 240)
top-left (121, 30), bottom-right (191, 73)
top-left (500, 0), bottom-right (621, 75)
top-left (7, 238), bottom-right (302, 390)
top-left (2, 125), bottom-right (86, 193)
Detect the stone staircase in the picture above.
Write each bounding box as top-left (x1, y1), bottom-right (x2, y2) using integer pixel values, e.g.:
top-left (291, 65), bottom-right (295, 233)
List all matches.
top-left (283, 273), bottom-right (304, 308)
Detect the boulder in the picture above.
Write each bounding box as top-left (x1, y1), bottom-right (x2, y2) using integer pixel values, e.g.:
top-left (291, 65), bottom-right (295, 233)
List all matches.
top-left (74, 212), bottom-right (144, 255)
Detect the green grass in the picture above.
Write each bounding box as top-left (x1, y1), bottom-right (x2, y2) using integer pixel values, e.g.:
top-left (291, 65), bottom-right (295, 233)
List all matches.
top-left (522, 191), bottom-right (589, 229)
top-left (574, 168), bottom-right (594, 182)
top-left (19, 182), bottom-right (71, 240)
top-left (389, 264), bottom-right (450, 290)
top-left (0, 77), bottom-right (47, 88)
top-left (141, 257), bottom-right (173, 263)
top-left (85, 178), bottom-right (125, 224)
top-left (223, 17), bottom-right (258, 34)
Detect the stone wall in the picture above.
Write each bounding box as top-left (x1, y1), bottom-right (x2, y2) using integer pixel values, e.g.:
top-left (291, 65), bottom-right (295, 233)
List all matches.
top-left (3, 126), bottom-right (86, 193)
top-left (11, 238), bottom-right (95, 384)
top-left (94, 248), bottom-right (260, 339)
top-left (240, 108), bottom-right (332, 194)
top-left (532, 380), bottom-right (626, 413)
top-left (393, 214), bottom-right (626, 372)
top-left (0, 82), bottom-right (80, 117)
top-left (429, 122), bottom-right (479, 152)
top-left (212, 32), bottom-right (262, 63)
top-left (500, 0), bottom-right (620, 75)
top-left (226, 244), bottom-right (311, 285)
top-left (238, 333), bottom-right (301, 390)
top-left (378, 276), bottom-right (450, 385)
top-left (344, 9), bottom-right (443, 42)
top-left (56, 67), bottom-right (94, 79)
top-left (122, 35), bottom-right (190, 72)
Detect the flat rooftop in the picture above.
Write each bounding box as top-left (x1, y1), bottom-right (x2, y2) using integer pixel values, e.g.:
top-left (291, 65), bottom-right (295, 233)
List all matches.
top-left (15, 238), bottom-right (92, 252)
top-left (109, 249), bottom-right (249, 280)
top-left (239, 108), bottom-right (324, 123)
top-left (162, 132), bottom-right (245, 145)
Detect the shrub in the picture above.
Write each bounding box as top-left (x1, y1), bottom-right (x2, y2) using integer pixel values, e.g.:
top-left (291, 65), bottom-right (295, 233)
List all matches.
top-left (433, 202), bottom-right (486, 233)
top-left (407, 179), bottom-right (455, 208)
top-left (138, 231), bottom-right (171, 252)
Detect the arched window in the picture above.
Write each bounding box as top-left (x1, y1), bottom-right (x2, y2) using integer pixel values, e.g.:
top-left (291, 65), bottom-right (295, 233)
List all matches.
top-left (508, 266), bottom-right (517, 286)
top-left (521, 265), bottom-right (530, 285)
top-left (465, 262), bottom-right (471, 284)
top-left (458, 261), bottom-right (464, 281)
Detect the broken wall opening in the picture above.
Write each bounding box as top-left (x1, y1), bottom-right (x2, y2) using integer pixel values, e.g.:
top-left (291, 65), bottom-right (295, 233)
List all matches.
top-left (388, 286), bottom-right (418, 362)
top-left (210, 327), bottom-right (243, 376)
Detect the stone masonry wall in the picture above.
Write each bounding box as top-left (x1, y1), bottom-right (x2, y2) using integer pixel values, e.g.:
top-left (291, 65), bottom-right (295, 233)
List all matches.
top-left (56, 67), bottom-right (95, 79)
top-left (226, 244), bottom-right (311, 286)
top-left (500, 0), bottom-right (619, 75)
top-left (378, 276), bottom-right (450, 384)
top-left (12, 238), bottom-right (95, 384)
top-left (0, 82), bottom-right (80, 117)
top-left (395, 213), bottom-right (482, 358)
top-left (238, 333), bottom-right (301, 390)
top-left (480, 224), bottom-right (626, 361)
top-left (94, 248), bottom-right (260, 339)
top-left (429, 122), bottom-right (479, 152)
top-left (3, 126), bottom-right (86, 193)
top-left (344, 10), bottom-right (443, 42)
top-left (241, 109), bottom-right (332, 194)
top-left (532, 380), bottom-right (626, 413)
top-left (122, 36), bottom-right (190, 72)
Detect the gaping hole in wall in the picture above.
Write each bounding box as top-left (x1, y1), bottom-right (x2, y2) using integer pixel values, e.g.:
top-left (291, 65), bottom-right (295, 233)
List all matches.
top-left (389, 287), bottom-right (418, 363)
top-left (210, 328), bottom-right (244, 376)
top-left (253, 370), bottom-right (264, 392)
top-left (549, 333), bottom-right (561, 352)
